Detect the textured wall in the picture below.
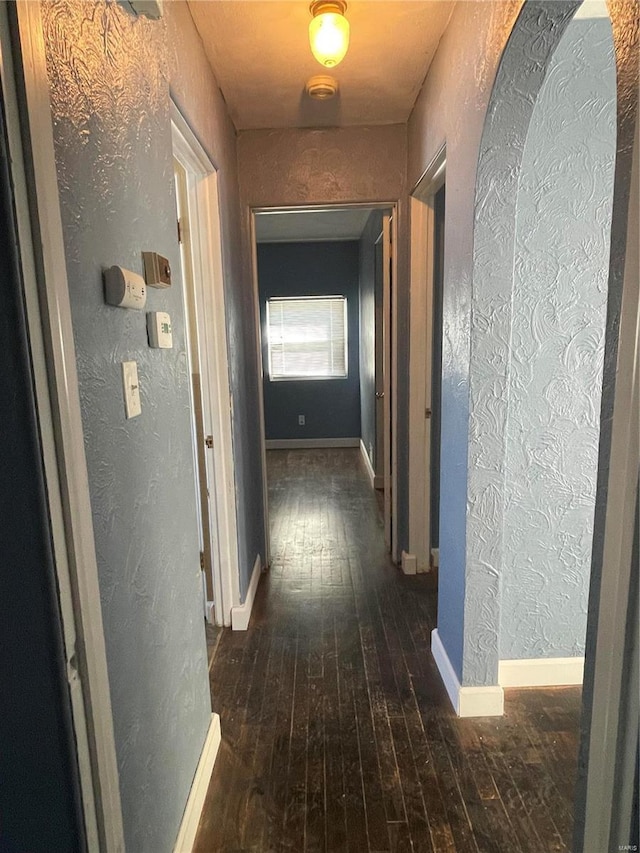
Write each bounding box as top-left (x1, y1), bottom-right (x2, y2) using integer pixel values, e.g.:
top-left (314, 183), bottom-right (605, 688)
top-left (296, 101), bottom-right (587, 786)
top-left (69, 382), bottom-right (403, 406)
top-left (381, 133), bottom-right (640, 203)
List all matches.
top-left (407, 0), bottom-right (523, 681)
top-left (41, 3), bottom-right (240, 850)
top-left (237, 125), bottom-right (410, 551)
top-left (359, 211), bottom-right (384, 469)
top-left (258, 242), bottom-right (361, 440)
top-left (500, 19), bottom-right (616, 659)
top-left (464, 1), bottom-right (583, 686)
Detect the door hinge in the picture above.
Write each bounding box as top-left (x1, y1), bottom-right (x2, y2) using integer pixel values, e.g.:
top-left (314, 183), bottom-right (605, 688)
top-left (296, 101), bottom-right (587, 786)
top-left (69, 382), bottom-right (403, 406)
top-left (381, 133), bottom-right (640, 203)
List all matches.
top-left (425, 408), bottom-right (432, 419)
top-left (177, 218), bottom-right (183, 244)
top-left (199, 551), bottom-right (205, 571)
top-left (205, 435), bottom-right (214, 449)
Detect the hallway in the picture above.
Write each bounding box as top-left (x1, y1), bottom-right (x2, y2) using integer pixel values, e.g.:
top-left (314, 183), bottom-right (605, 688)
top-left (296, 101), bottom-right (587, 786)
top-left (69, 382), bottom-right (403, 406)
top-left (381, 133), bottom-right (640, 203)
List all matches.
top-left (194, 450), bottom-right (581, 852)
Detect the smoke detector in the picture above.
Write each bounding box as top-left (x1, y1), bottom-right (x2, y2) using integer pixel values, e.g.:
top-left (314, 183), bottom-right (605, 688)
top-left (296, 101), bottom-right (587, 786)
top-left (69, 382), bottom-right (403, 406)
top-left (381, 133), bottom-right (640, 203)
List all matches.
top-left (306, 75), bottom-right (339, 100)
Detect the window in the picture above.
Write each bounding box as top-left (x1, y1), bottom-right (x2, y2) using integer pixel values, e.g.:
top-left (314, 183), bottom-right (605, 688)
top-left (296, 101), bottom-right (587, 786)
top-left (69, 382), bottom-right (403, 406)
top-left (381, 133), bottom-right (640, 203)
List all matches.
top-left (266, 296), bottom-right (348, 380)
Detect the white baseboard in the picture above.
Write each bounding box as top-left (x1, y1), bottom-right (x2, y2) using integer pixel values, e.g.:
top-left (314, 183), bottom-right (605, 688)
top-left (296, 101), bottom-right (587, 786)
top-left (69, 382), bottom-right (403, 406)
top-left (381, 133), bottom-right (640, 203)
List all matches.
top-left (431, 548), bottom-right (439, 568)
top-left (205, 601), bottom-right (215, 624)
top-left (173, 713), bottom-right (221, 853)
top-left (431, 628), bottom-right (504, 717)
top-left (401, 551), bottom-right (417, 575)
top-left (231, 554), bottom-right (261, 631)
top-left (359, 439), bottom-right (376, 487)
top-left (498, 656), bottom-right (585, 687)
top-left (373, 474), bottom-right (384, 489)
top-left (265, 438), bottom-right (360, 449)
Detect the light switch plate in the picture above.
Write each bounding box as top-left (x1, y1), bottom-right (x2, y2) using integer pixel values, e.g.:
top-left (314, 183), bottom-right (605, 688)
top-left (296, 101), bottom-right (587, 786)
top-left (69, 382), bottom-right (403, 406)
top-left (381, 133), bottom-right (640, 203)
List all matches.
top-left (122, 361), bottom-right (141, 418)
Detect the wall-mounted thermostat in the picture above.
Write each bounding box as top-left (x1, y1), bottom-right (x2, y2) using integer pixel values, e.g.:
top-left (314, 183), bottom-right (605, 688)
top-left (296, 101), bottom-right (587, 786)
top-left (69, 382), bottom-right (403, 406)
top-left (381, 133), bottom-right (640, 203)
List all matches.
top-left (142, 252), bottom-right (172, 288)
top-left (104, 265), bottom-right (146, 309)
top-left (147, 311), bottom-right (173, 349)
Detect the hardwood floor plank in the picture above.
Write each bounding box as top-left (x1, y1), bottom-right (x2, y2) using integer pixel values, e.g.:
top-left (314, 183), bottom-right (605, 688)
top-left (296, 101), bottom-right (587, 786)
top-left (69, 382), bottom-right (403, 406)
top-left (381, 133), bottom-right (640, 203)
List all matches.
top-left (194, 449), bottom-right (581, 853)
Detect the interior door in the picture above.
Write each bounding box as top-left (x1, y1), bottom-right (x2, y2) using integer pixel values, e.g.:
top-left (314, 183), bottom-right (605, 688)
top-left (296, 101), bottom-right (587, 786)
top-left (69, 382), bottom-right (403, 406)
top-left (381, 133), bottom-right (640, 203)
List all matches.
top-left (174, 159), bottom-right (214, 617)
top-left (374, 236), bottom-right (384, 484)
top-left (430, 185), bottom-right (446, 558)
top-left (382, 214), bottom-right (392, 551)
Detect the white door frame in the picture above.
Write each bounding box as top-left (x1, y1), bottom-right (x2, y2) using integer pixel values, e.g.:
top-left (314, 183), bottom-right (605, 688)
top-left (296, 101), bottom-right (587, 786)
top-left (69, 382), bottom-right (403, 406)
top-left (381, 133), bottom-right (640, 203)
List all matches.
top-left (249, 201), bottom-right (399, 562)
top-left (381, 214), bottom-right (393, 552)
top-left (580, 113), bottom-right (639, 853)
top-left (248, 210), bottom-right (272, 566)
top-left (408, 146), bottom-right (446, 572)
top-left (174, 156), bottom-right (212, 618)
top-left (5, 2), bottom-right (124, 848)
top-left (171, 104), bottom-right (241, 627)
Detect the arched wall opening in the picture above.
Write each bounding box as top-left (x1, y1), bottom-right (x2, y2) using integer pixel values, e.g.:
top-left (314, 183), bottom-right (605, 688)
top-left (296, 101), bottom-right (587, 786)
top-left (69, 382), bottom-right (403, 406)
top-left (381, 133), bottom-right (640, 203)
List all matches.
top-left (443, 0), bottom-right (637, 703)
top-left (498, 10), bottom-right (616, 664)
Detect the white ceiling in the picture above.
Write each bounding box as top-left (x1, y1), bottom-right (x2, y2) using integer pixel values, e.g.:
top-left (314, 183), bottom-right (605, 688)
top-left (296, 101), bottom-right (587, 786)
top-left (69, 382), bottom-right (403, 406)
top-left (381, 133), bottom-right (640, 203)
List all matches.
top-left (255, 207), bottom-right (377, 242)
top-left (187, 1), bottom-right (455, 129)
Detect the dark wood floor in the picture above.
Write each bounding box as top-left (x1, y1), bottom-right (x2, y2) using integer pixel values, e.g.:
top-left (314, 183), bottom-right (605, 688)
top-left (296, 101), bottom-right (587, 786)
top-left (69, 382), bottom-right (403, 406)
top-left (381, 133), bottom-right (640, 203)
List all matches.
top-left (194, 449), bottom-right (581, 853)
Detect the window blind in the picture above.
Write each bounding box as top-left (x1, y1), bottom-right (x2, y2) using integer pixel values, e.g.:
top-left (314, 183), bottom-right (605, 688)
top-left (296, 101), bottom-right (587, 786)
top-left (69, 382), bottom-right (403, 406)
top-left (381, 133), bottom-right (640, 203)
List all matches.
top-left (266, 296), bottom-right (348, 380)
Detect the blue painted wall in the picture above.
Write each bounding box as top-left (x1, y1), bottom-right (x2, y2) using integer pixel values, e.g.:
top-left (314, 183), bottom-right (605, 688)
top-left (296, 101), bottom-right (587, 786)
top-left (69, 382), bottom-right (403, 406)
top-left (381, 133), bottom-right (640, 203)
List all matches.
top-left (499, 17), bottom-right (616, 660)
top-left (258, 242), bottom-right (361, 441)
top-left (41, 2), bottom-right (259, 849)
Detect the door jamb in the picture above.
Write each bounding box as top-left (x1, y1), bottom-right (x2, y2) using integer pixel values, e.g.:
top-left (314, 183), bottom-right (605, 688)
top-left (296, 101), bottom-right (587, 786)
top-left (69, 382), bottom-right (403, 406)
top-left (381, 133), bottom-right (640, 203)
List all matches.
top-left (249, 210), bottom-right (272, 567)
top-left (408, 146), bottom-right (446, 571)
top-left (171, 104), bottom-right (241, 626)
top-left (7, 2), bottom-right (124, 848)
top-left (578, 113), bottom-right (639, 853)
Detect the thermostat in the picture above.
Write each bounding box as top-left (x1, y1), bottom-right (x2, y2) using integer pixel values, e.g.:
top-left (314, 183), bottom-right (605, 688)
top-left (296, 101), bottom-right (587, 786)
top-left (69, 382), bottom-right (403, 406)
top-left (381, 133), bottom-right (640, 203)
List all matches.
top-left (147, 311), bottom-right (173, 349)
top-left (104, 265), bottom-right (146, 309)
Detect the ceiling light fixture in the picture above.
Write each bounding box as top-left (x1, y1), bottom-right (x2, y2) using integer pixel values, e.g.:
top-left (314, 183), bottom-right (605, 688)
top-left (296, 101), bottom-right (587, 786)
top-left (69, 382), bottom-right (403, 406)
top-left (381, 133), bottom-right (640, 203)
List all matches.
top-left (308, 1), bottom-right (350, 69)
top-left (306, 75), bottom-right (339, 100)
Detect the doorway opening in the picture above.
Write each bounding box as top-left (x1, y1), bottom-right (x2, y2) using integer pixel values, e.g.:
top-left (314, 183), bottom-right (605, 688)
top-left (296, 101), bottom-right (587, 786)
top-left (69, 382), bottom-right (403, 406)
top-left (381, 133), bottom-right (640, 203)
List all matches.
top-left (250, 203), bottom-right (398, 558)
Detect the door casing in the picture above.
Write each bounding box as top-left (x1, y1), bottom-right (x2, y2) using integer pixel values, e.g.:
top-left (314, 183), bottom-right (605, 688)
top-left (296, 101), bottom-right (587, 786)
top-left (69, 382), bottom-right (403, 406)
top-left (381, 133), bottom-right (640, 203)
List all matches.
top-left (172, 104), bottom-right (241, 627)
top-left (408, 146), bottom-right (446, 571)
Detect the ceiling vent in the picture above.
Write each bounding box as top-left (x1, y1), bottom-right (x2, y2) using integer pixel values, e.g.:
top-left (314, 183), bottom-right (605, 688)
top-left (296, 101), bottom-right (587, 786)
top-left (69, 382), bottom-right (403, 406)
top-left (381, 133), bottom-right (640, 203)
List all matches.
top-left (306, 75), bottom-right (339, 100)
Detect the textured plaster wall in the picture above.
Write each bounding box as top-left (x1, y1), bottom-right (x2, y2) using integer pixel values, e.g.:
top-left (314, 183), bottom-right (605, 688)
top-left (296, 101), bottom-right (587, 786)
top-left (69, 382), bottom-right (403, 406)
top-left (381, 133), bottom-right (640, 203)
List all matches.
top-left (500, 19), bottom-right (616, 660)
top-left (41, 2), bottom-right (257, 850)
top-left (359, 210), bottom-right (384, 470)
top-left (407, 0), bottom-right (524, 681)
top-left (258, 241), bottom-right (361, 440)
top-left (237, 125), bottom-right (410, 550)
top-left (408, 0), bottom-right (637, 687)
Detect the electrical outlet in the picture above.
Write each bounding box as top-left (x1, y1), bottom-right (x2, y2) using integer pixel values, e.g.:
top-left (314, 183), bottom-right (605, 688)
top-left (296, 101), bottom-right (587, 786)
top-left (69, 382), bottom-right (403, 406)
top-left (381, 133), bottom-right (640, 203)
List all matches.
top-left (298, 414), bottom-right (305, 426)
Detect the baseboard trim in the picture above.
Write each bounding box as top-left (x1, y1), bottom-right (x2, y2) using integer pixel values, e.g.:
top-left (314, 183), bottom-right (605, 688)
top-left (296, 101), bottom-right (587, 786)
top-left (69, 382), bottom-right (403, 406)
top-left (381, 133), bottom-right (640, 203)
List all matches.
top-left (430, 548), bottom-right (439, 569)
top-left (173, 713), bottom-right (221, 853)
top-left (431, 628), bottom-right (504, 717)
top-left (265, 438), bottom-right (360, 450)
top-left (401, 551), bottom-right (417, 575)
top-left (231, 554), bottom-right (262, 631)
top-left (498, 656), bottom-right (585, 687)
top-left (359, 439), bottom-right (376, 488)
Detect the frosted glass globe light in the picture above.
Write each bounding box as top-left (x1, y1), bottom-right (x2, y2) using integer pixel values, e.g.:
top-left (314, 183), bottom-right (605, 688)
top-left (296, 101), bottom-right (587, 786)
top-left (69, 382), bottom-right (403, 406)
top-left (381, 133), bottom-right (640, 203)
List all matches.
top-left (309, 2), bottom-right (350, 69)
